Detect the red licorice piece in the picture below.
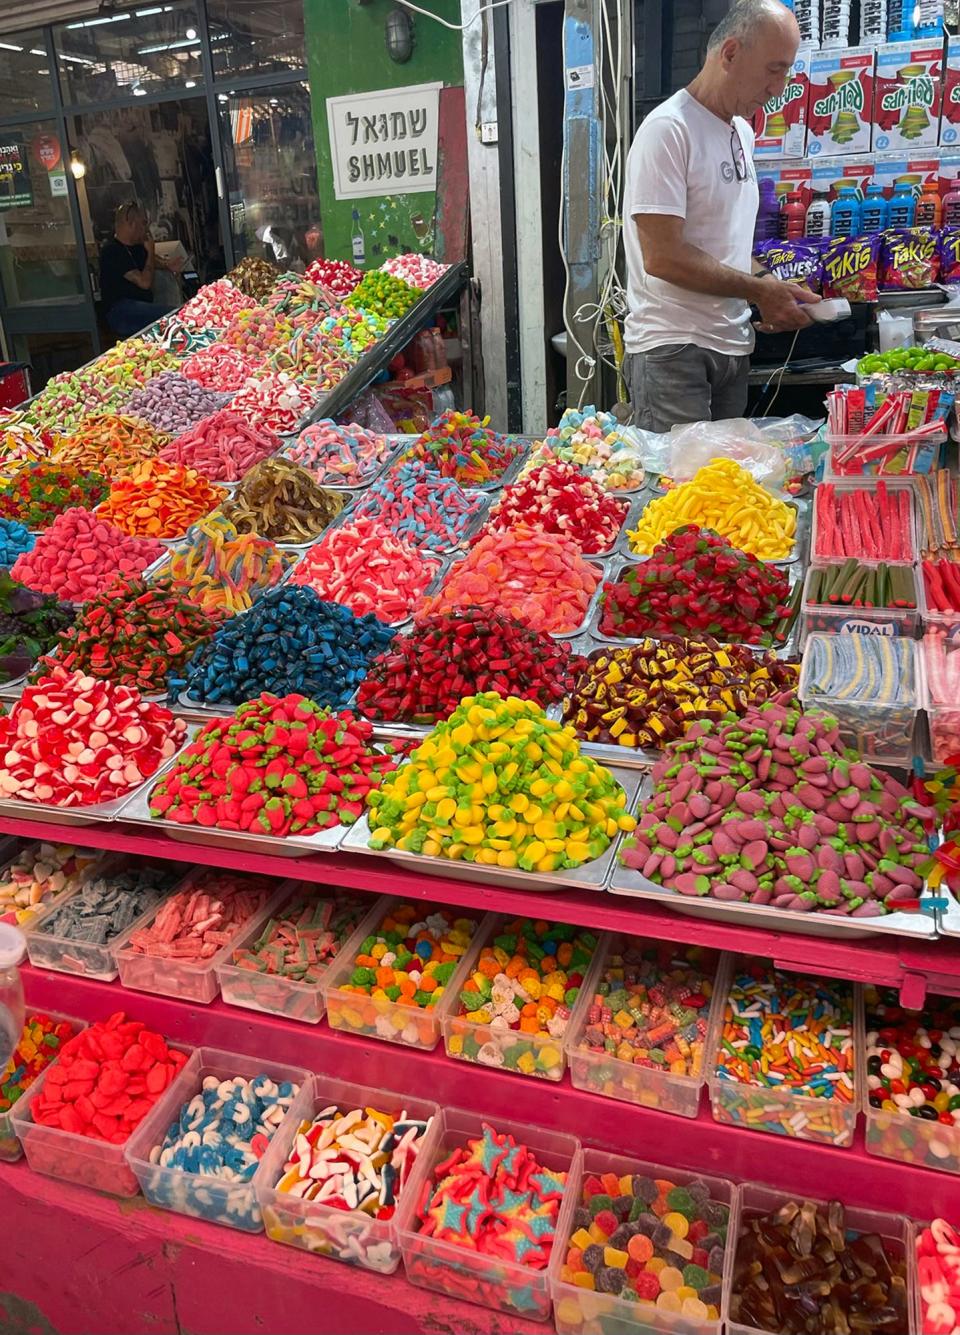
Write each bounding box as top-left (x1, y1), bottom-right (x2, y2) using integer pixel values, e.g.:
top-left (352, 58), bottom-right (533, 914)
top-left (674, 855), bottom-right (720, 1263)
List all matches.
top-left (815, 482), bottom-right (913, 561)
top-left (357, 609), bottom-right (587, 723)
top-left (479, 460), bottom-right (628, 553)
top-left (599, 526), bottom-right (790, 646)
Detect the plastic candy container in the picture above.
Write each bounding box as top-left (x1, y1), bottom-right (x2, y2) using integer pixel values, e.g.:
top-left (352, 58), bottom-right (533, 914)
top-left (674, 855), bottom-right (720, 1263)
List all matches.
top-left (0, 667), bottom-right (186, 809)
top-left (567, 940), bottom-right (718, 1119)
top-left (345, 270), bottom-right (423, 319)
top-left (381, 253), bottom-right (448, 287)
top-left (159, 410), bottom-right (283, 482)
top-left (323, 900), bottom-right (480, 1051)
top-left (863, 985), bottom-right (960, 1174)
top-left (161, 513), bottom-right (293, 615)
top-left (181, 343), bottom-right (259, 394)
top-left (304, 257), bottom-right (361, 298)
top-left (481, 462), bottom-right (628, 555)
top-left (562, 638), bottom-right (797, 753)
top-left (288, 420), bottom-right (394, 487)
top-left (531, 405), bottom-right (646, 491)
top-left (554, 1151), bottom-right (730, 1334)
top-left (218, 888), bottom-right (371, 1023)
top-left (221, 456), bottom-right (344, 545)
top-left (97, 459), bottom-right (226, 539)
top-left (0, 462), bottom-right (108, 530)
top-left (400, 1114), bottom-right (575, 1321)
top-left (10, 508), bottom-right (166, 603)
top-left (353, 460), bottom-right (485, 553)
top-left (419, 524), bottom-right (601, 636)
top-left (177, 278), bottom-right (257, 331)
top-left (405, 410), bottom-right (524, 486)
top-left (357, 609), bottom-right (586, 725)
top-left (627, 460), bottom-right (796, 561)
top-left (446, 916), bottom-right (598, 1082)
top-left (127, 1052), bottom-right (304, 1232)
top-left (711, 963), bottom-right (857, 1147)
top-left (225, 256), bottom-right (278, 301)
top-left (149, 696), bottom-right (400, 838)
top-left (289, 518), bottom-right (442, 625)
top-left (916, 1218), bottom-right (960, 1335)
top-left (814, 481), bottom-right (915, 562)
top-left (13, 1011), bottom-right (189, 1196)
top-left (0, 1012), bottom-right (78, 1161)
top-left (366, 694), bottom-right (636, 872)
top-left (0, 841), bottom-right (101, 927)
top-left (0, 572), bottom-right (74, 685)
top-left (52, 414), bottom-right (169, 477)
top-left (230, 370), bottom-right (315, 435)
top-left (178, 587), bottom-right (394, 708)
top-left (800, 633), bottom-right (918, 764)
top-left (619, 698), bottom-right (930, 917)
top-left (260, 1084), bottom-right (436, 1271)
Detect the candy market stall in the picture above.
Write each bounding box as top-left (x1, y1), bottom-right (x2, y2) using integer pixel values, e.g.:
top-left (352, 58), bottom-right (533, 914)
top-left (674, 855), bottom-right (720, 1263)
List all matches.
top-left (3, 265), bottom-right (960, 1335)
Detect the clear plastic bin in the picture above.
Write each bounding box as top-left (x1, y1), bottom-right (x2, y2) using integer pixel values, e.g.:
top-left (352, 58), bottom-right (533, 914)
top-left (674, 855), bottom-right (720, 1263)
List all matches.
top-left (921, 632), bottom-right (960, 766)
top-left (708, 963), bottom-right (862, 1149)
top-left (216, 886), bottom-right (379, 1025)
top-left (11, 1038), bottom-right (193, 1197)
top-left (112, 871), bottom-right (293, 1005)
top-left (727, 1183), bottom-right (913, 1335)
top-left (811, 476), bottom-right (919, 564)
top-left (824, 432), bottom-right (946, 480)
top-left (0, 841), bottom-right (104, 930)
top-left (799, 633), bottom-right (920, 766)
top-left (565, 938), bottom-right (724, 1120)
top-left (0, 1010), bottom-right (85, 1163)
top-left (923, 608), bottom-right (960, 640)
top-left (396, 1108), bottom-right (582, 1323)
top-left (257, 1073), bottom-right (440, 1272)
top-left (322, 900), bottom-right (488, 1052)
top-left (800, 562), bottom-right (923, 644)
top-left (442, 917), bottom-right (604, 1083)
top-left (124, 1047), bottom-right (311, 1232)
top-left (551, 1147), bottom-right (738, 1335)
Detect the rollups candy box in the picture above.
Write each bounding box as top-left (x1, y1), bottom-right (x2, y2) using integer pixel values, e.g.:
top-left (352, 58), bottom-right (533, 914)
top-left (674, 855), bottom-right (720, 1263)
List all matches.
top-left (752, 45), bottom-right (812, 158)
top-left (941, 36), bottom-right (960, 146)
top-left (808, 48), bottom-right (875, 157)
top-left (874, 43), bottom-right (943, 151)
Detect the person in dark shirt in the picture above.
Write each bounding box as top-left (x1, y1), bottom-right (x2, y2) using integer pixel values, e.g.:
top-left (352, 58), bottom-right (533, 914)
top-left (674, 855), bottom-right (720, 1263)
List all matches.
top-left (100, 201), bottom-right (175, 338)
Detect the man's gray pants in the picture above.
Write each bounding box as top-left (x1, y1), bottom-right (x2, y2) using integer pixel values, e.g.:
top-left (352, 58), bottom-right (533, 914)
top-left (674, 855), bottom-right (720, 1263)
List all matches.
top-left (626, 344), bottom-right (749, 433)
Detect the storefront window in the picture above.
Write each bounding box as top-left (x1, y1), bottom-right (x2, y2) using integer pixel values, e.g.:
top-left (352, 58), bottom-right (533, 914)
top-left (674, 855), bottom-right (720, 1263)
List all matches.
top-left (53, 2), bottom-right (203, 104)
top-left (0, 28), bottom-right (55, 118)
top-left (206, 0), bottom-right (305, 78)
top-left (0, 122), bottom-right (86, 308)
top-left (218, 83), bottom-right (321, 269)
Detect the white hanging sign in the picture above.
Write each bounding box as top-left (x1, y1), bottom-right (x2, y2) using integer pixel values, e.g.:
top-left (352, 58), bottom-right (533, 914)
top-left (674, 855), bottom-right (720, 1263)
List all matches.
top-left (326, 81), bottom-right (442, 200)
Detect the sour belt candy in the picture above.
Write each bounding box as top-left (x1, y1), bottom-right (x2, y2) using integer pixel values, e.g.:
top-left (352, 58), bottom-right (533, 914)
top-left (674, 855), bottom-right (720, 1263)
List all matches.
top-left (159, 409), bottom-right (282, 482)
top-left (181, 343), bottom-right (260, 394)
top-left (288, 518), bottom-right (441, 624)
top-left (366, 693), bottom-right (636, 870)
top-left (122, 373), bottom-right (231, 440)
top-left (381, 253), bottom-right (448, 287)
top-left (229, 888), bottom-right (370, 995)
top-left (98, 459), bottom-right (226, 538)
top-left (814, 481), bottom-right (915, 561)
top-left (221, 456), bottom-right (344, 544)
top-left (405, 410), bottom-right (524, 486)
top-left (481, 460), bottom-right (628, 553)
top-left (627, 459), bottom-right (796, 560)
top-left (0, 666), bottom-right (186, 807)
top-left (126, 868), bottom-right (275, 961)
top-left (0, 571), bottom-right (74, 685)
top-left (0, 462), bottom-right (108, 530)
top-left (52, 415), bottom-right (169, 477)
top-left (0, 841), bottom-right (101, 927)
top-left (161, 513), bottom-right (293, 615)
top-left (916, 1218), bottom-right (960, 1335)
top-left (802, 633), bottom-right (917, 760)
top-left (178, 278), bottom-right (258, 331)
top-left (266, 273), bottom-right (337, 324)
top-left (288, 420), bottom-right (394, 486)
top-left (419, 523), bottom-right (600, 635)
top-left (10, 507), bottom-right (165, 602)
top-left (353, 460), bottom-right (484, 553)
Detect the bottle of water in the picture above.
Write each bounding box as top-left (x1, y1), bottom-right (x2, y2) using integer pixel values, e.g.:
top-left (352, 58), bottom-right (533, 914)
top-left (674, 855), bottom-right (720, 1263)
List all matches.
top-left (0, 924), bottom-right (26, 1069)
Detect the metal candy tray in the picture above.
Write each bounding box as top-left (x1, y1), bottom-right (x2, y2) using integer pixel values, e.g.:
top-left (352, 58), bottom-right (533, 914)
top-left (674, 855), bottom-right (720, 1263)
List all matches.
top-left (339, 766), bottom-right (642, 893)
top-left (937, 884), bottom-right (960, 939)
top-left (279, 432), bottom-right (416, 493)
top-left (283, 547), bottom-right (448, 633)
top-left (0, 752), bottom-right (185, 829)
top-left (615, 493), bottom-right (807, 567)
top-left (431, 554), bottom-right (611, 642)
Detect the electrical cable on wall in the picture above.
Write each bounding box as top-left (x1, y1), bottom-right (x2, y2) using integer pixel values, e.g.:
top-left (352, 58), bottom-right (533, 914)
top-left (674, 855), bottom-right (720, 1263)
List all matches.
top-left (392, 0), bottom-right (515, 32)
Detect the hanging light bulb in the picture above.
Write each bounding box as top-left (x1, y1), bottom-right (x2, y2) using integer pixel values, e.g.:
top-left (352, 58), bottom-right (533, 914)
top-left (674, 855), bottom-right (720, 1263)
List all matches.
top-left (385, 6), bottom-right (414, 62)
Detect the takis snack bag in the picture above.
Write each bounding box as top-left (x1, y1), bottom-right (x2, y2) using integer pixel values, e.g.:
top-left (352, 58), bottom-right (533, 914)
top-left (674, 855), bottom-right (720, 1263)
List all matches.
top-left (880, 227), bottom-right (940, 288)
top-left (754, 237), bottom-right (823, 290)
top-left (940, 227), bottom-right (960, 282)
top-left (821, 233), bottom-right (881, 301)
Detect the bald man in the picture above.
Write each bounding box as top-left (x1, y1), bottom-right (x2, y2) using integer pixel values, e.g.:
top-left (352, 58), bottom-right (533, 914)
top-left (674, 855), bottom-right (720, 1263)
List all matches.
top-left (624, 0), bottom-right (821, 432)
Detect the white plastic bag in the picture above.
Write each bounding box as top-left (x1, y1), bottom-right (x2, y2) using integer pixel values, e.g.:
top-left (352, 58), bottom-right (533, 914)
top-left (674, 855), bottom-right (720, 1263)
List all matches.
top-left (665, 418), bottom-right (788, 490)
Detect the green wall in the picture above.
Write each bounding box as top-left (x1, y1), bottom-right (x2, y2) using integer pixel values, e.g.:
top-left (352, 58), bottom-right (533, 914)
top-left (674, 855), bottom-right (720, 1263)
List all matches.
top-left (304, 0), bottom-right (463, 264)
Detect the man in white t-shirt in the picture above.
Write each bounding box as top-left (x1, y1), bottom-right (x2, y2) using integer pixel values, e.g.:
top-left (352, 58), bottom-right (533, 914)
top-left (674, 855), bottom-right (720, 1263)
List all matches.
top-left (623, 0), bottom-right (820, 431)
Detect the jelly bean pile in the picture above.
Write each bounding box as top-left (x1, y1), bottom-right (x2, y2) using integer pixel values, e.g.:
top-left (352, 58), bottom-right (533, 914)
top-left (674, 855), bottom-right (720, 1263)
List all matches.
top-left (0, 841), bottom-right (100, 925)
top-left (162, 513), bottom-right (293, 615)
top-left (159, 410), bottom-right (283, 482)
top-left (288, 518), bottom-right (440, 624)
top-left (367, 693), bottom-right (636, 870)
top-left (123, 373), bottom-right (230, 440)
top-left (352, 460), bottom-right (485, 553)
top-left (405, 410), bottom-right (523, 486)
top-left (52, 415), bottom-right (169, 476)
top-left (0, 462), bottom-right (108, 530)
top-left (10, 508), bottom-right (166, 603)
top-left (150, 695), bottom-right (400, 837)
top-left (865, 985), bottom-right (960, 1148)
top-left (1, 1013), bottom-right (75, 1119)
top-left (0, 572), bottom-right (74, 685)
top-left (482, 461), bottom-right (628, 553)
top-left (222, 457), bottom-right (344, 545)
top-left (98, 460), bottom-right (226, 539)
top-left (288, 420), bottom-right (394, 487)
top-left (356, 609), bottom-right (586, 723)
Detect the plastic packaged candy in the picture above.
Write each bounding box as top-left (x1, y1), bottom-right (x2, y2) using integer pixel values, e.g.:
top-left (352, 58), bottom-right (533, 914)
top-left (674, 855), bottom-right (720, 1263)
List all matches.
top-left (879, 228), bottom-right (940, 291)
top-left (940, 227), bottom-right (960, 285)
top-left (821, 233), bottom-right (881, 304)
top-left (754, 237), bottom-right (824, 290)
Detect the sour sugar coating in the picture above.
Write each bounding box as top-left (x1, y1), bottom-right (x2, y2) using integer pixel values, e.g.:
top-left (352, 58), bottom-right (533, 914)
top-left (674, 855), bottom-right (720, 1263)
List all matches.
top-left (97, 459), bottom-right (226, 539)
top-left (177, 586), bottom-right (393, 708)
top-left (159, 409), bottom-right (283, 482)
top-left (600, 527), bottom-right (793, 646)
top-left (0, 841), bottom-right (101, 926)
top-left (265, 272), bottom-right (337, 325)
top-left (126, 868), bottom-right (275, 962)
top-left (480, 460), bottom-right (628, 554)
top-left (310, 305), bottom-right (390, 363)
top-left (357, 609), bottom-right (587, 724)
top-left (144, 1071), bottom-right (301, 1230)
top-left (619, 697), bottom-right (931, 916)
top-left (149, 695), bottom-right (400, 837)
top-left (161, 512), bottom-right (293, 616)
top-left (231, 889), bottom-right (370, 985)
top-left (627, 459), bottom-right (796, 560)
top-left (864, 984), bottom-right (960, 1171)
top-left (267, 1101), bottom-right (432, 1269)
top-left (0, 571), bottom-right (74, 686)
top-left (221, 305), bottom-right (298, 358)
top-left (35, 575), bottom-right (226, 695)
top-left (381, 253), bottom-right (448, 287)
top-left (419, 523), bottom-right (601, 636)
top-left (0, 518), bottom-right (34, 567)
top-left (0, 666), bottom-right (186, 808)
top-left (181, 343), bottom-right (259, 394)
top-left (557, 1165), bottom-right (728, 1323)
top-left (916, 1218), bottom-right (960, 1335)
top-left (352, 460), bottom-right (485, 553)
top-left (221, 456), bottom-right (344, 544)
top-left (288, 517), bottom-right (441, 624)
top-left (802, 633), bottom-right (917, 762)
top-left (32, 862), bottom-right (179, 951)
top-left (449, 916), bottom-right (598, 1080)
top-left (122, 373), bottom-right (231, 440)
top-left (52, 414), bottom-right (170, 477)
top-left (563, 637), bottom-right (798, 752)
top-left (524, 404), bottom-right (645, 491)
top-left (0, 418), bottom-right (55, 465)
top-left (230, 369), bottom-right (316, 435)
top-left (713, 964), bottom-right (857, 1145)
top-left (367, 693), bottom-right (636, 871)
top-left (404, 409), bottom-right (524, 486)
top-left (289, 419), bottom-right (394, 486)
top-left (731, 1198), bottom-right (908, 1335)
top-left (10, 507), bottom-right (166, 602)
top-left (0, 461), bottom-right (108, 530)
top-left (177, 277), bottom-right (257, 331)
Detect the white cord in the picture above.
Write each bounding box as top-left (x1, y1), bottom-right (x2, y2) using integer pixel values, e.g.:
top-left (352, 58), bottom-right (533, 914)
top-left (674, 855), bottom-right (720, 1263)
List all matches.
top-left (755, 328), bottom-right (801, 416)
top-left (396, 0), bottom-right (515, 32)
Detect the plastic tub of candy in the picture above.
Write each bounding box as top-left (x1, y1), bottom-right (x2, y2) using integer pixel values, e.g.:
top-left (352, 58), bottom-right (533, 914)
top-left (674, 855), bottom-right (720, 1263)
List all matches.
top-left (726, 1183), bottom-right (912, 1335)
top-left (124, 1047), bottom-right (311, 1231)
top-left (707, 961), bottom-right (862, 1149)
top-left (0, 1010), bottom-right (85, 1162)
top-left (922, 633), bottom-right (960, 766)
top-left (800, 561), bottom-right (924, 644)
top-left (112, 870), bottom-right (293, 1005)
top-left (810, 477), bottom-right (919, 565)
top-left (551, 1147), bottom-right (738, 1335)
top-left (257, 1072), bottom-right (440, 1272)
top-left (0, 840), bottom-right (103, 929)
top-left (823, 432), bottom-right (947, 480)
top-left (321, 900), bottom-right (490, 1052)
top-left (565, 937), bottom-right (724, 1120)
top-left (397, 1108), bottom-right (582, 1322)
top-left (442, 916), bottom-right (604, 1083)
top-left (11, 1035), bottom-right (193, 1197)
top-left (216, 886), bottom-right (381, 1025)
